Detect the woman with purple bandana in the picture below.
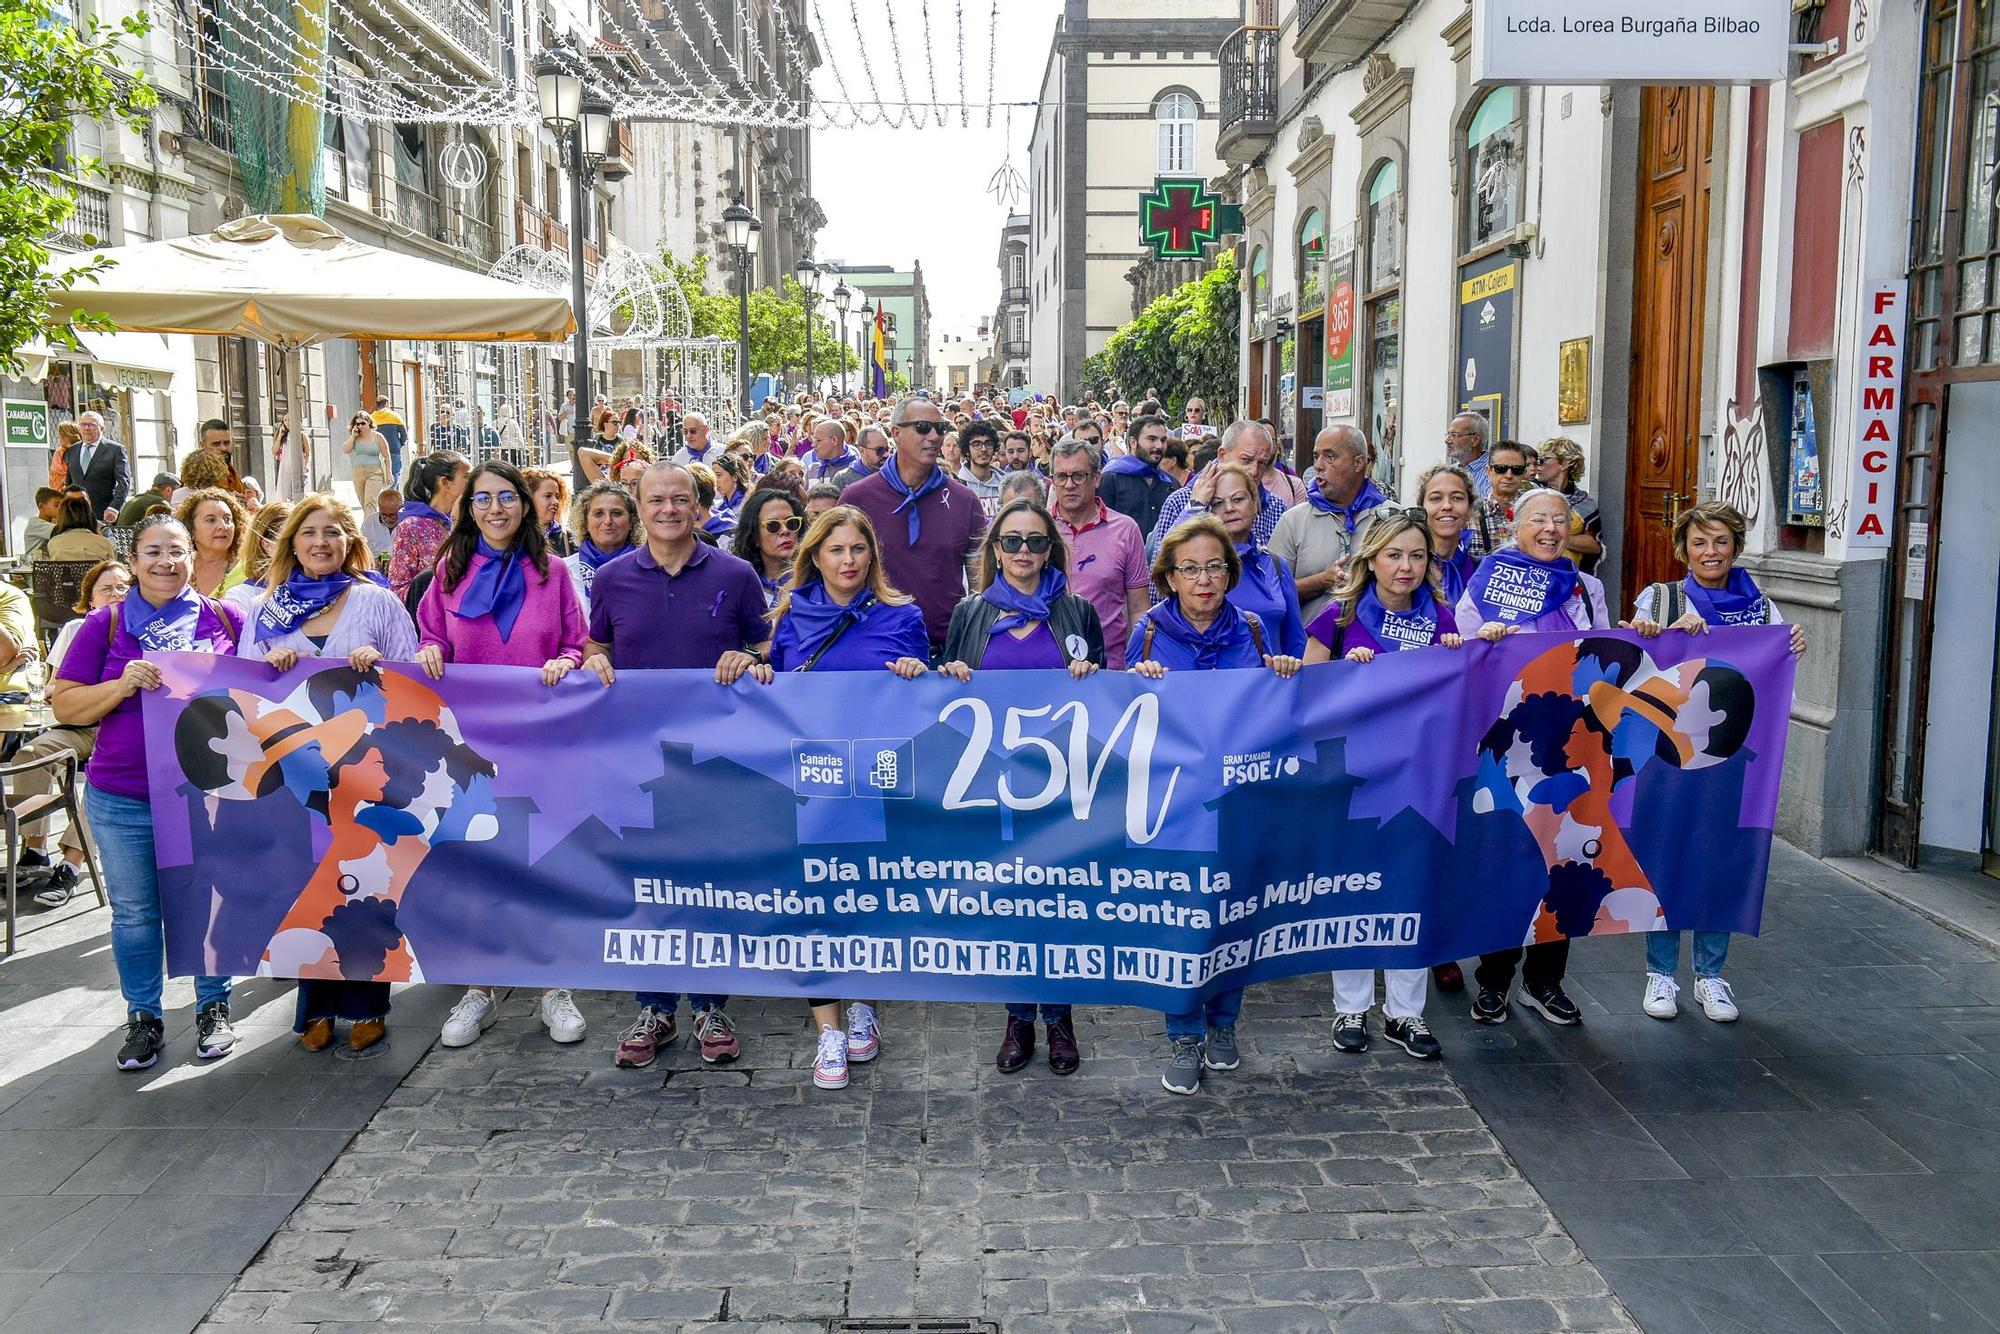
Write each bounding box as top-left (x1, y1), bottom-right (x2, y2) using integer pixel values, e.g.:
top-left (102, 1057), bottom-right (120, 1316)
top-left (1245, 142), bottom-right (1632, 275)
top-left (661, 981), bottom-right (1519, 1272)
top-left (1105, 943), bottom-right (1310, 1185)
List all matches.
top-left (415, 460), bottom-right (589, 1052)
top-left (1302, 511), bottom-right (1460, 1061)
top-left (563, 483), bottom-right (641, 612)
top-left (387, 451), bottom-right (468, 600)
top-left (1626, 501), bottom-right (1805, 1024)
top-left (1211, 463), bottom-right (1305, 657)
top-left (239, 494), bottom-right (419, 1053)
top-left (937, 497), bottom-right (1106, 1078)
top-left (1126, 515), bottom-right (1303, 1096)
top-left (1455, 487), bottom-right (1607, 1030)
top-left (49, 515), bottom-right (244, 1071)
top-left (740, 505), bottom-right (929, 1092)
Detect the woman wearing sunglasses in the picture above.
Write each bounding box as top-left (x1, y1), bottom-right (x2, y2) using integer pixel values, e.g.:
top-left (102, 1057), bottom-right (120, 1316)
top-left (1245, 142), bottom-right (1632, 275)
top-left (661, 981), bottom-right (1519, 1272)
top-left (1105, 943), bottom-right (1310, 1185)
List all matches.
top-left (938, 498), bottom-right (1106, 1079)
top-left (731, 488), bottom-right (808, 611)
top-left (415, 460), bottom-right (589, 1053)
top-left (564, 482), bottom-right (641, 612)
top-left (1127, 515), bottom-right (1304, 1096)
top-left (736, 505), bottom-right (929, 1092)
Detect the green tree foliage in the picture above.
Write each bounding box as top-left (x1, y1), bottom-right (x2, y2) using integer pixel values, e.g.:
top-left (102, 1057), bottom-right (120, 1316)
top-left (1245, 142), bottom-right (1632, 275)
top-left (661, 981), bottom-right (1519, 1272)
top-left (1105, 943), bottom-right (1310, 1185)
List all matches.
top-left (649, 251), bottom-right (857, 383)
top-left (4, 0), bottom-right (157, 374)
top-left (1084, 252), bottom-right (1239, 416)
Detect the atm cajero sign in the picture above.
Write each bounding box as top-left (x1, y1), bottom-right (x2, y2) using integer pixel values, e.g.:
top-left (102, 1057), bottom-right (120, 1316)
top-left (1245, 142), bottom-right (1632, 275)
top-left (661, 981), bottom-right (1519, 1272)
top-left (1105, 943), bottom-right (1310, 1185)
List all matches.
top-left (1473, 0), bottom-right (1791, 84)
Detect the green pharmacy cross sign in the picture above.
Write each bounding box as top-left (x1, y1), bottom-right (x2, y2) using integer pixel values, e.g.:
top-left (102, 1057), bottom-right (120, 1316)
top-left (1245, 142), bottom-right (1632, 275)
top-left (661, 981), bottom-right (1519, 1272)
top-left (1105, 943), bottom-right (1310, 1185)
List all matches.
top-left (1139, 178), bottom-right (1245, 260)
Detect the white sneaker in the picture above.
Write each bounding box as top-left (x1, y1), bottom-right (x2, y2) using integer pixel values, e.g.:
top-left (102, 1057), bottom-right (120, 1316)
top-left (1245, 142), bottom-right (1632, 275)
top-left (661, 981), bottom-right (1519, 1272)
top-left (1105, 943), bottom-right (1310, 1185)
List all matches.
top-left (813, 1024), bottom-right (849, 1089)
top-left (1694, 977), bottom-right (1739, 1023)
top-left (846, 1002), bottom-right (880, 1062)
top-left (1642, 972), bottom-right (1680, 1020)
top-left (440, 988), bottom-right (497, 1047)
top-left (539, 988), bottom-right (586, 1043)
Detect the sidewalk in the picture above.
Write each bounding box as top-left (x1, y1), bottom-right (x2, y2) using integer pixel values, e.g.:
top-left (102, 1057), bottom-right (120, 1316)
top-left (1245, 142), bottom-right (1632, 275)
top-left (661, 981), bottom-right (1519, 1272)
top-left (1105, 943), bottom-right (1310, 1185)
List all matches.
top-left (2, 837), bottom-right (1996, 1331)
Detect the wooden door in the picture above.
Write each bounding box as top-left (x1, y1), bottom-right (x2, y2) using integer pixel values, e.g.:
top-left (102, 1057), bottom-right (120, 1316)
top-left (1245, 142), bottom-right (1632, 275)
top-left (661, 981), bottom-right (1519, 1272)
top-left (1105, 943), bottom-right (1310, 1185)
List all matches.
top-left (1248, 340), bottom-right (1266, 420)
top-left (1623, 86), bottom-right (1715, 603)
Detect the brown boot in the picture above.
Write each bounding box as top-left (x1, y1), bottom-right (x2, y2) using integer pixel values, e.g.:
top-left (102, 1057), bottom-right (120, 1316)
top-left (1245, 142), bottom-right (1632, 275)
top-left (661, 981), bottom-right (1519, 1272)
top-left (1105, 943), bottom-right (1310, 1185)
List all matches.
top-left (348, 1019), bottom-right (387, 1052)
top-left (300, 1018), bottom-right (335, 1052)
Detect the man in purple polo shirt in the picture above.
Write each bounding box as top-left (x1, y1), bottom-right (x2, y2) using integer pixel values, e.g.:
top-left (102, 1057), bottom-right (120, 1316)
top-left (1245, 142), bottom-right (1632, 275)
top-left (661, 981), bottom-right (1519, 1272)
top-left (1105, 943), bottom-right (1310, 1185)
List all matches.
top-left (842, 396), bottom-right (986, 656)
top-left (581, 461), bottom-right (768, 1073)
top-left (1048, 438), bottom-right (1150, 670)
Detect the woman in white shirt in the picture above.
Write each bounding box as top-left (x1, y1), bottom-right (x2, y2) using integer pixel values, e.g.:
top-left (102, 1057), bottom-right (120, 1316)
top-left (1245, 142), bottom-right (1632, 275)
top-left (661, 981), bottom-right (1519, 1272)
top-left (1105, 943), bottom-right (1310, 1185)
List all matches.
top-left (237, 493), bottom-right (419, 1054)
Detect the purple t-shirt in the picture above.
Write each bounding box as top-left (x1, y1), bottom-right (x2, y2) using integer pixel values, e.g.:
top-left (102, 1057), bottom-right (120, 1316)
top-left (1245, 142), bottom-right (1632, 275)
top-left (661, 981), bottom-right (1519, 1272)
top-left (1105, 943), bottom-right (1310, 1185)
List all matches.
top-left (586, 541), bottom-right (769, 670)
top-left (842, 469), bottom-right (987, 645)
top-left (980, 622), bottom-right (1064, 670)
top-left (59, 599), bottom-right (242, 800)
top-left (1306, 597), bottom-right (1459, 657)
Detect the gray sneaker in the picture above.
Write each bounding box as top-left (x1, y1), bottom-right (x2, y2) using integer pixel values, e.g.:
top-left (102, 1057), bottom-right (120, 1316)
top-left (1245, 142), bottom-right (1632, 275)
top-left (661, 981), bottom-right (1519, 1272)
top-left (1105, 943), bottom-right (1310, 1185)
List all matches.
top-left (1203, 1024), bottom-right (1240, 1071)
top-left (1160, 1036), bottom-right (1204, 1095)
top-left (194, 1002), bottom-right (237, 1060)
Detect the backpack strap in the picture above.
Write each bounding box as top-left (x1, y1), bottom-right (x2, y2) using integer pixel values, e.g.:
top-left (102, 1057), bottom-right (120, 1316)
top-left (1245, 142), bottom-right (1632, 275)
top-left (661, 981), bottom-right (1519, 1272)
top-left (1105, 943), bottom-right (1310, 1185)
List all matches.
top-left (202, 595), bottom-right (240, 649)
top-left (1246, 614), bottom-right (1266, 658)
top-left (1139, 618), bottom-right (1157, 663)
top-left (1576, 577), bottom-right (1597, 628)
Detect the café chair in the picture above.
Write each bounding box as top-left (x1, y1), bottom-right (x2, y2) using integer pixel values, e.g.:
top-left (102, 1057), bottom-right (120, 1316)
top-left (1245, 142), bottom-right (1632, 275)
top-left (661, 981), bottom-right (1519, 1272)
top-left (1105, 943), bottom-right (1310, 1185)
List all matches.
top-left (0, 747), bottom-right (106, 956)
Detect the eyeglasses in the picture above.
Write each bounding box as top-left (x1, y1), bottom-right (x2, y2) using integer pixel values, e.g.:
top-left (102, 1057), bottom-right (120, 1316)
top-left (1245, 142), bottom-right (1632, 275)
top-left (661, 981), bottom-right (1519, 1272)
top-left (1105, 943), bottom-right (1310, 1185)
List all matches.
top-left (471, 490), bottom-right (521, 509)
top-left (996, 533), bottom-right (1053, 555)
top-left (1050, 470), bottom-right (1094, 487)
top-left (901, 420), bottom-right (948, 437)
top-left (1171, 560), bottom-right (1230, 583)
top-left (1489, 464), bottom-right (1527, 477)
top-left (760, 515), bottom-right (806, 534)
top-left (137, 546), bottom-right (192, 561)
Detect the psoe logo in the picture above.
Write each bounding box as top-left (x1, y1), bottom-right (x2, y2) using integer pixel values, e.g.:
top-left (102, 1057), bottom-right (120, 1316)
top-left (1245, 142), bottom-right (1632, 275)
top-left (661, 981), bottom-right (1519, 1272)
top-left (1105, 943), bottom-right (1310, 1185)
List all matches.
top-left (792, 741), bottom-right (850, 797)
top-left (1221, 748), bottom-right (1301, 788)
top-left (853, 738), bottom-right (916, 800)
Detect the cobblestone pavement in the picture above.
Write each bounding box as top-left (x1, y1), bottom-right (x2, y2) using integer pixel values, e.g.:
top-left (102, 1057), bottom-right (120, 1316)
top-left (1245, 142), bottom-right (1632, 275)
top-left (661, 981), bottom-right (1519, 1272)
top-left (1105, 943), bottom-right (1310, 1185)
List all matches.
top-left (200, 981), bottom-right (1632, 1334)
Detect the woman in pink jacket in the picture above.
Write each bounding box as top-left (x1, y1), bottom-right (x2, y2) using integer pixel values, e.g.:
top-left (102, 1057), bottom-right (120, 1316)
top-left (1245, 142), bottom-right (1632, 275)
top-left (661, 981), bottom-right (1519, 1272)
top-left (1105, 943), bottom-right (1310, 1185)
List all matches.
top-left (415, 459), bottom-right (588, 1052)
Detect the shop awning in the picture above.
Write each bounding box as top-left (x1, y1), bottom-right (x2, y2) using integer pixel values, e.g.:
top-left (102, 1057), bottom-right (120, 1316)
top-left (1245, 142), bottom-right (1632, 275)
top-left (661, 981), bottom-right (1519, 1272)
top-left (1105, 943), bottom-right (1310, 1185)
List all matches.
top-left (17, 330), bottom-right (182, 391)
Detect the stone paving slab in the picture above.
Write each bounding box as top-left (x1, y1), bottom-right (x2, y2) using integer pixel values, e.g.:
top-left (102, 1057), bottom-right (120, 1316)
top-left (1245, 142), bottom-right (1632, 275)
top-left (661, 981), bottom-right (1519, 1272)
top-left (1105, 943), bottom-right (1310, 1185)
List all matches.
top-left (197, 973), bottom-right (1632, 1333)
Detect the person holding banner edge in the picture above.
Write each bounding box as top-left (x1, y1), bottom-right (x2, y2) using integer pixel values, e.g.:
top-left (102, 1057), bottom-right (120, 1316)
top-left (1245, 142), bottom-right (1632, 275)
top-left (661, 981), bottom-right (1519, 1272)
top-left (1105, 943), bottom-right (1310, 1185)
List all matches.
top-left (1128, 515), bottom-right (1304, 1095)
top-left (1303, 510), bottom-right (1461, 1060)
top-left (415, 460), bottom-right (590, 1051)
top-left (582, 462), bottom-right (772, 1070)
top-left (1455, 487), bottom-right (1608, 1028)
top-left (238, 494), bottom-right (420, 1052)
top-left (1626, 500), bottom-right (1804, 1023)
top-left (939, 496), bottom-right (1107, 1076)
top-left (741, 505), bottom-right (930, 1090)
top-left (50, 514), bottom-right (245, 1071)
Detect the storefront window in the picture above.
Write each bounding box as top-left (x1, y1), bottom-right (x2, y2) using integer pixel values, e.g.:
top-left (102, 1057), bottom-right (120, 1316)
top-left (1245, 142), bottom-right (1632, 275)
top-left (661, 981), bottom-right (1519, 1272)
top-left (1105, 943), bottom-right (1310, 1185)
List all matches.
top-left (1366, 161), bottom-right (1402, 292)
top-left (1465, 87), bottom-right (1523, 249)
top-left (1366, 296), bottom-right (1401, 493)
top-left (1298, 209), bottom-right (1325, 312)
top-left (1250, 246), bottom-right (1270, 324)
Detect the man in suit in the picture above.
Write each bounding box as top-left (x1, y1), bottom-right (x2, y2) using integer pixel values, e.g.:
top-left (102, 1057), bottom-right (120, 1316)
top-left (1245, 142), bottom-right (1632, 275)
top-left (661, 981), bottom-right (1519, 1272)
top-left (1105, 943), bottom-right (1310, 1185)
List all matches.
top-left (64, 411), bottom-right (130, 523)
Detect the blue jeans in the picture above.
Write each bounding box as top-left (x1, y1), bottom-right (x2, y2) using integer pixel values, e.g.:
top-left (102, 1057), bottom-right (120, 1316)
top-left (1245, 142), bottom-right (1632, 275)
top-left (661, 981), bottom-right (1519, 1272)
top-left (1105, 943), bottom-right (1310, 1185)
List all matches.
top-left (1164, 987), bottom-right (1242, 1042)
top-left (387, 442), bottom-right (404, 485)
top-left (87, 784), bottom-right (230, 1020)
top-left (1645, 930), bottom-right (1730, 979)
top-left (1006, 1003), bottom-right (1072, 1023)
top-left (634, 992), bottom-right (728, 1013)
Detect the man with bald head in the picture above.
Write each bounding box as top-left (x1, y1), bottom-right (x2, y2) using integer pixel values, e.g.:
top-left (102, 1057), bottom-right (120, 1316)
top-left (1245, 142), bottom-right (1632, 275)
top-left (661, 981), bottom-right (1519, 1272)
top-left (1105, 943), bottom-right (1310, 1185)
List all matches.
top-left (841, 396), bottom-right (987, 655)
top-left (1145, 419), bottom-right (1289, 559)
top-left (1269, 425), bottom-right (1387, 621)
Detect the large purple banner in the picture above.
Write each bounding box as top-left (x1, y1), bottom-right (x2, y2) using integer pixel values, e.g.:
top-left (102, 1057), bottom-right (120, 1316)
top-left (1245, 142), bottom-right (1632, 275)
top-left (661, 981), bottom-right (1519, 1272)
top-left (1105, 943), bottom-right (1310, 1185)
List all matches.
top-left (144, 629), bottom-right (1794, 1008)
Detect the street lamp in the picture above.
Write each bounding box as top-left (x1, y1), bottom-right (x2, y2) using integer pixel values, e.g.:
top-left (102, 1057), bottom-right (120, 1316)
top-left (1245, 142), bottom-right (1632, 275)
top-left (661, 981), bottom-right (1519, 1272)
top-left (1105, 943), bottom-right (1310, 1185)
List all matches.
top-left (832, 279), bottom-right (852, 398)
top-left (795, 257), bottom-right (821, 401)
top-left (857, 298), bottom-right (874, 398)
top-left (535, 52), bottom-right (616, 467)
top-left (723, 195), bottom-right (759, 417)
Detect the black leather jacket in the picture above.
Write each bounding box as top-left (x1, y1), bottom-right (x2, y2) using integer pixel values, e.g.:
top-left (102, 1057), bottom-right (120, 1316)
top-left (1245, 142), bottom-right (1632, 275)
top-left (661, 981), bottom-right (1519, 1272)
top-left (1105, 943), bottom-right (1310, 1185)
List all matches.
top-left (941, 591), bottom-right (1107, 668)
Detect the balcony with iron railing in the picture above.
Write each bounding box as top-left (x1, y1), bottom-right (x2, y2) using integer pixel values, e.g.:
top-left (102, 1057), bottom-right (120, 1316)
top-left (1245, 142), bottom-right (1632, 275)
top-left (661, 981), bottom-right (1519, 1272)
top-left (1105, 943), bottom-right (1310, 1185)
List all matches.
top-left (1295, 0), bottom-right (1420, 69)
top-left (1000, 339), bottom-right (1030, 360)
top-left (385, 0), bottom-right (496, 72)
top-left (1217, 21), bottom-right (1279, 165)
top-left (377, 181), bottom-right (497, 264)
top-left (48, 175), bottom-right (113, 252)
top-left (1000, 285), bottom-right (1030, 306)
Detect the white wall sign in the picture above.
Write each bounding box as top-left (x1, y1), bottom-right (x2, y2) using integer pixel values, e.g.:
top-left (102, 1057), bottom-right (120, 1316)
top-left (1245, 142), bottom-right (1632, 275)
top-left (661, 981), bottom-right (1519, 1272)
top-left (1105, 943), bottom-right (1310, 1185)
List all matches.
top-left (1845, 281), bottom-right (1907, 553)
top-left (1472, 0), bottom-right (1791, 84)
